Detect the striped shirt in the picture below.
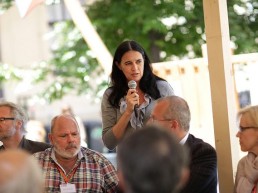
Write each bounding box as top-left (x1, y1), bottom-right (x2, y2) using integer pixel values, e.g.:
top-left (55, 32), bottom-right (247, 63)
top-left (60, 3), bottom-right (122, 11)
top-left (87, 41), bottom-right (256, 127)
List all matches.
top-left (34, 147), bottom-right (118, 193)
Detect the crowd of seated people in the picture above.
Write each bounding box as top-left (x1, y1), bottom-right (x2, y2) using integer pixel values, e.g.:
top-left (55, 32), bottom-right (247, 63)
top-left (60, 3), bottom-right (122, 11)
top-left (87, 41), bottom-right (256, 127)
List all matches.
top-left (0, 96), bottom-right (257, 192)
top-left (0, 39), bottom-right (256, 193)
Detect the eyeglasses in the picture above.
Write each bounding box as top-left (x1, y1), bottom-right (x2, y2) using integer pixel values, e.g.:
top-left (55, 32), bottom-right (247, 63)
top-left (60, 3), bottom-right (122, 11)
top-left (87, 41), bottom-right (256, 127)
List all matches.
top-left (239, 126), bottom-right (258, 132)
top-left (149, 116), bottom-right (172, 123)
top-left (0, 117), bottom-right (15, 123)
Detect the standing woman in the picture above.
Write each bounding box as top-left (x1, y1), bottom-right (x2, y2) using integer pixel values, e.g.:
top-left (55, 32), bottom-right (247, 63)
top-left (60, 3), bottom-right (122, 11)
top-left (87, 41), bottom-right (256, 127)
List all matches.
top-left (101, 40), bottom-right (174, 150)
top-left (234, 105), bottom-right (258, 193)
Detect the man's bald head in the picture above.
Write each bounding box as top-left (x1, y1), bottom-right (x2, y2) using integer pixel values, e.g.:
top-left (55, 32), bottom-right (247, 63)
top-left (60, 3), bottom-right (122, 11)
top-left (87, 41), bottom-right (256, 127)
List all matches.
top-left (50, 114), bottom-right (79, 134)
top-left (0, 149), bottom-right (43, 193)
top-left (154, 96), bottom-right (191, 132)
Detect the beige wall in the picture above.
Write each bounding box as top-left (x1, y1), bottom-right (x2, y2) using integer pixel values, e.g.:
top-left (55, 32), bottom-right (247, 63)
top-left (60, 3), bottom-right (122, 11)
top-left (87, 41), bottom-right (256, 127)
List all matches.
top-left (0, 5), bottom-right (50, 68)
top-left (153, 59), bottom-right (215, 147)
top-left (0, 4), bottom-right (101, 123)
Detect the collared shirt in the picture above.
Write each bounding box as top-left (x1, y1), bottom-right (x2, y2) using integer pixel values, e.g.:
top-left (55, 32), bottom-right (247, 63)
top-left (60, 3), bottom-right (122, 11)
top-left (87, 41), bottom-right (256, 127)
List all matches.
top-left (179, 132), bottom-right (189, 145)
top-left (50, 148), bottom-right (83, 176)
top-left (34, 147), bottom-right (118, 193)
top-left (120, 93), bottom-right (151, 129)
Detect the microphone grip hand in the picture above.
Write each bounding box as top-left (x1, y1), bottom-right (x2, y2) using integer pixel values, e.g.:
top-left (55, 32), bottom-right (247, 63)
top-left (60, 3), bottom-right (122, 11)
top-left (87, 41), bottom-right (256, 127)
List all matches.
top-left (134, 105), bottom-right (138, 118)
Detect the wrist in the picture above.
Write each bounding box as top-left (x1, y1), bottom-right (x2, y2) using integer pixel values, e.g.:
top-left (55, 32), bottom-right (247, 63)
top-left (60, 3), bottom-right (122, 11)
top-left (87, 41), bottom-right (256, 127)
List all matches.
top-left (124, 109), bottom-right (133, 116)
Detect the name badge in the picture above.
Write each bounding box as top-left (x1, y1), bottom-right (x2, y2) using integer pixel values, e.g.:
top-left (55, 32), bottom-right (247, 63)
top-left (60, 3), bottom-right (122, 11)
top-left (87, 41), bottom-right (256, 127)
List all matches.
top-left (60, 183), bottom-right (76, 193)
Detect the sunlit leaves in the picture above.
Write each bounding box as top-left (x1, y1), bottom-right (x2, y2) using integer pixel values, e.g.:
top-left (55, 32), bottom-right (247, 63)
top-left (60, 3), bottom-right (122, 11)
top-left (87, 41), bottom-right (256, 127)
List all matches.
top-left (0, 63), bottom-right (22, 82)
top-left (32, 21), bottom-right (107, 102)
top-left (0, 0), bottom-right (14, 14)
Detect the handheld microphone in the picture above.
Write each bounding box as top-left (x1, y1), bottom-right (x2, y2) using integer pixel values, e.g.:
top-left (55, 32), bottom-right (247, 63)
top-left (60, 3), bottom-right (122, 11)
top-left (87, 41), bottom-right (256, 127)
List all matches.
top-left (128, 80), bottom-right (138, 117)
top-left (128, 80), bottom-right (137, 90)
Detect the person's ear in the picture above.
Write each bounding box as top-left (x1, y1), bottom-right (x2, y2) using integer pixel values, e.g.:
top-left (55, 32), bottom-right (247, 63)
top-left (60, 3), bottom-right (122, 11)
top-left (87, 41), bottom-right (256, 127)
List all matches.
top-left (172, 120), bottom-right (180, 128)
top-left (15, 120), bottom-right (23, 129)
top-left (48, 133), bottom-right (54, 145)
top-left (169, 120), bottom-right (179, 132)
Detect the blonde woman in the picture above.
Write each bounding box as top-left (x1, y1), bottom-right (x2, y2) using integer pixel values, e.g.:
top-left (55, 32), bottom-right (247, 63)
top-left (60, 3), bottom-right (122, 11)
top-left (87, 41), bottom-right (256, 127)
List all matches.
top-left (234, 105), bottom-right (258, 193)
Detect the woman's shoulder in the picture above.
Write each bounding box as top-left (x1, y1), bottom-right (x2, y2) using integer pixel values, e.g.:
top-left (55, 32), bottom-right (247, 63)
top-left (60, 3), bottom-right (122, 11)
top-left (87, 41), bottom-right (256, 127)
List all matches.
top-left (156, 80), bottom-right (174, 96)
top-left (156, 79), bottom-right (170, 86)
top-left (101, 87), bottom-right (113, 103)
top-left (103, 87), bottom-right (114, 96)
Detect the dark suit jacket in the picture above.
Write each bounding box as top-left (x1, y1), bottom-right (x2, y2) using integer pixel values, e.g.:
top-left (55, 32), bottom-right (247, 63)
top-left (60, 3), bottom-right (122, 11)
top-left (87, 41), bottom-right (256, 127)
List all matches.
top-left (0, 136), bottom-right (51, 154)
top-left (180, 134), bottom-right (217, 193)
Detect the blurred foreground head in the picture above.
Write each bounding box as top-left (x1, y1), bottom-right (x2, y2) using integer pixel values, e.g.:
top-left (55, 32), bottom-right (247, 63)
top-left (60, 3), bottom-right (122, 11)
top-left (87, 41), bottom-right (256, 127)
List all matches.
top-left (0, 149), bottom-right (44, 193)
top-left (117, 125), bottom-right (189, 193)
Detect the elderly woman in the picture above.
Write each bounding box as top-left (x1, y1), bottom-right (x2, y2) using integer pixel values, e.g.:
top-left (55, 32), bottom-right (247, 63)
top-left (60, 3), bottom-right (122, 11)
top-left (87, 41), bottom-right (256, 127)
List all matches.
top-left (234, 105), bottom-right (258, 193)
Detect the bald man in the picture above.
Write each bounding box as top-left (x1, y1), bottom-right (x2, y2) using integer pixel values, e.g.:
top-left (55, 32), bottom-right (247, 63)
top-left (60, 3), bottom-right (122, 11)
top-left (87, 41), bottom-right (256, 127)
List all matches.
top-left (0, 149), bottom-right (44, 193)
top-left (34, 114), bottom-right (118, 193)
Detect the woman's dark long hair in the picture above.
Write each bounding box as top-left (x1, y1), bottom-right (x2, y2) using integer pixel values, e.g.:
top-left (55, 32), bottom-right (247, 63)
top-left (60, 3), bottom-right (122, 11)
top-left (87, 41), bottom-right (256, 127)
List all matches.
top-left (108, 40), bottom-right (165, 108)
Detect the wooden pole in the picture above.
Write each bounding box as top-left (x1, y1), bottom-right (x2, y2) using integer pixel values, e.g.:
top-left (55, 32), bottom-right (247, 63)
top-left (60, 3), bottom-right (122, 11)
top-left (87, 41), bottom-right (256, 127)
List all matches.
top-left (203, 0), bottom-right (240, 192)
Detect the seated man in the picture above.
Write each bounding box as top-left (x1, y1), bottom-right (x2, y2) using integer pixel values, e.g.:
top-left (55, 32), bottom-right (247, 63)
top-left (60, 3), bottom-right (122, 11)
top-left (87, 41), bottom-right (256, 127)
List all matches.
top-left (0, 101), bottom-right (51, 153)
top-left (117, 125), bottom-right (189, 193)
top-left (34, 114), bottom-right (118, 193)
top-left (150, 95), bottom-right (218, 193)
top-left (0, 149), bottom-right (44, 193)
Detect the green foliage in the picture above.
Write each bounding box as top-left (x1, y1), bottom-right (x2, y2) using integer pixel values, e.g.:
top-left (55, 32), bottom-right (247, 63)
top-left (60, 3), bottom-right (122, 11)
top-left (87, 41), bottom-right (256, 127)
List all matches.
top-left (228, 0), bottom-right (258, 54)
top-left (87, 0), bottom-right (258, 60)
top-left (1, 0), bottom-right (258, 102)
top-left (32, 21), bottom-right (107, 102)
top-left (0, 63), bottom-right (22, 93)
top-left (87, 0), bottom-right (205, 62)
top-left (0, 63), bottom-right (22, 82)
top-left (0, 0), bottom-right (14, 14)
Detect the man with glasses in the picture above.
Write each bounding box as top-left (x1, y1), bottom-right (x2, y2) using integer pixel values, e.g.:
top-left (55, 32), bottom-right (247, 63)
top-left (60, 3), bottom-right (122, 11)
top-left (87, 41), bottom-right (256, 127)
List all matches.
top-left (150, 95), bottom-right (217, 193)
top-left (0, 101), bottom-right (51, 153)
